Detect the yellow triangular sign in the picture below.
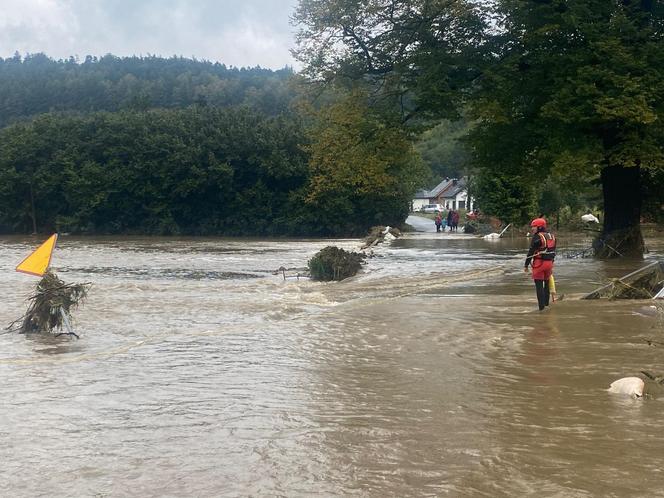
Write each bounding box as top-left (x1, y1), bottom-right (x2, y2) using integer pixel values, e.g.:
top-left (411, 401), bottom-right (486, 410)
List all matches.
top-left (16, 233), bottom-right (58, 277)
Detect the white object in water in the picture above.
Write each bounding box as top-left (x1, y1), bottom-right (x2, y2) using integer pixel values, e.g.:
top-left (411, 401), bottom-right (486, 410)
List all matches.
top-left (608, 377), bottom-right (645, 397)
top-left (381, 226), bottom-right (396, 242)
top-left (581, 213), bottom-right (600, 223)
top-left (483, 223), bottom-right (512, 240)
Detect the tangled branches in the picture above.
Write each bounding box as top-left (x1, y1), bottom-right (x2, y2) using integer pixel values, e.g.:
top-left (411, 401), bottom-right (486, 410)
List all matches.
top-left (308, 246), bottom-right (366, 281)
top-left (7, 271), bottom-right (91, 335)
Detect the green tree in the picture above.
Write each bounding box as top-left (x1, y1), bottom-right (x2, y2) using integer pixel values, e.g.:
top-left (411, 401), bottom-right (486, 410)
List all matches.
top-left (294, 0), bottom-right (664, 257)
top-left (472, 172), bottom-right (537, 226)
top-left (0, 107), bottom-right (311, 236)
top-left (293, 0), bottom-right (486, 122)
top-left (415, 117), bottom-right (474, 182)
top-left (471, 0), bottom-right (664, 257)
top-left (304, 90), bottom-right (427, 234)
top-left (642, 167), bottom-right (664, 222)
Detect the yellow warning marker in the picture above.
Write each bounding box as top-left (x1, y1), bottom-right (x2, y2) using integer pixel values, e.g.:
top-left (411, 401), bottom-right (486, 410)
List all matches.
top-left (16, 233), bottom-right (58, 277)
top-left (549, 274), bottom-right (557, 302)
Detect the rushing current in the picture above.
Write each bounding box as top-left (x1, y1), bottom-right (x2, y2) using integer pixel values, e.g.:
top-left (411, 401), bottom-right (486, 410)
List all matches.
top-left (1, 218), bottom-right (663, 497)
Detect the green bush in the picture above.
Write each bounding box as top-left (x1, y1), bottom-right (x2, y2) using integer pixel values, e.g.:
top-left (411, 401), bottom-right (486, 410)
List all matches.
top-left (463, 221), bottom-right (477, 233)
top-left (308, 246), bottom-right (366, 281)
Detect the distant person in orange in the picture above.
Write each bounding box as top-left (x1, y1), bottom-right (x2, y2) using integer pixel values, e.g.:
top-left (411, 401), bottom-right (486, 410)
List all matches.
top-left (451, 210), bottom-right (459, 232)
top-left (446, 209), bottom-right (454, 232)
top-left (524, 217), bottom-right (556, 310)
top-left (434, 213), bottom-right (443, 232)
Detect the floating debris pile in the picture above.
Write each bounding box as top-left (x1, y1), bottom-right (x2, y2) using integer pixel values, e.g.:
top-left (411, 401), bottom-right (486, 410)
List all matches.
top-left (7, 270), bottom-right (91, 336)
top-left (308, 246), bottom-right (366, 281)
top-left (361, 225), bottom-right (401, 250)
top-left (583, 261), bottom-right (664, 299)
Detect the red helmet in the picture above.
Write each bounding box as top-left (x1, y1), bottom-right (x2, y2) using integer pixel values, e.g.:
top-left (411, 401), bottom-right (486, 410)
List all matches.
top-left (530, 218), bottom-right (547, 228)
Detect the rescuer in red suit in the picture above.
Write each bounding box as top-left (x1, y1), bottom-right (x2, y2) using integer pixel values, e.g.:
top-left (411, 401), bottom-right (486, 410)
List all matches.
top-left (524, 217), bottom-right (556, 310)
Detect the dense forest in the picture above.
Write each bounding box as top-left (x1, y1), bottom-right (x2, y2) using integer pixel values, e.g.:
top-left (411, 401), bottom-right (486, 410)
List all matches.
top-left (1, 0), bottom-right (663, 250)
top-left (0, 107), bottom-right (309, 235)
top-left (0, 54), bottom-right (418, 236)
top-left (0, 53), bottom-right (295, 126)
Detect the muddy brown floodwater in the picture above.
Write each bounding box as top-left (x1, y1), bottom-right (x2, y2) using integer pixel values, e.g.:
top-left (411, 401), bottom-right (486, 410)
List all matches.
top-left (1, 222), bottom-right (663, 497)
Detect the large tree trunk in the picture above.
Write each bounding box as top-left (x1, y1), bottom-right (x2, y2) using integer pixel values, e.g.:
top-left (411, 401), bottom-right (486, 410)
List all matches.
top-left (594, 165), bottom-right (644, 258)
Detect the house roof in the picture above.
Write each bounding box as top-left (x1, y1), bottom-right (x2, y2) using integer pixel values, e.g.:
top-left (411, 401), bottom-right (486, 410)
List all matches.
top-left (414, 177), bottom-right (467, 199)
top-left (440, 178), bottom-right (467, 199)
top-left (429, 178), bottom-right (455, 197)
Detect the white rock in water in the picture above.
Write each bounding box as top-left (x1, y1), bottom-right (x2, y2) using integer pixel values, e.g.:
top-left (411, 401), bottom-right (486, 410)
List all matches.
top-left (608, 377), bottom-right (645, 397)
top-left (483, 233), bottom-right (501, 240)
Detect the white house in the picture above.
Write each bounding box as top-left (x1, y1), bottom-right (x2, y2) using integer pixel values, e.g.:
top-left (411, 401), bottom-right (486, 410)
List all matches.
top-left (412, 177), bottom-right (474, 211)
top-left (441, 179), bottom-right (474, 211)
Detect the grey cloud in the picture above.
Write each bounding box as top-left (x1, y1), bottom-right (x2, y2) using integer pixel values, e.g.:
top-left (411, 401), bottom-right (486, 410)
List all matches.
top-left (0, 0), bottom-right (299, 68)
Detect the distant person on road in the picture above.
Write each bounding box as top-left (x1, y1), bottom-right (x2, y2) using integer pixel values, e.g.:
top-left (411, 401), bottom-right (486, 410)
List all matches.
top-left (524, 217), bottom-right (556, 311)
top-left (452, 210), bottom-right (460, 232)
top-left (435, 213), bottom-right (443, 232)
top-left (447, 210), bottom-right (454, 232)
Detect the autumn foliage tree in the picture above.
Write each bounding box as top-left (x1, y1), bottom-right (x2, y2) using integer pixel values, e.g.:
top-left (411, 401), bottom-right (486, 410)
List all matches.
top-left (304, 90), bottom-right (426, 234)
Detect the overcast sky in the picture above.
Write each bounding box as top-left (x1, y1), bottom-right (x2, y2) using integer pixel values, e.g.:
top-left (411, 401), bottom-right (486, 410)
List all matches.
top-left (0, 0), bottom-right (300, 69)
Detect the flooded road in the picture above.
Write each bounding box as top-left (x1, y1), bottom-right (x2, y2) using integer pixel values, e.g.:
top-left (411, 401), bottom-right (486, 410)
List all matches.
top-left (1, 221), bottom-right (663, 497)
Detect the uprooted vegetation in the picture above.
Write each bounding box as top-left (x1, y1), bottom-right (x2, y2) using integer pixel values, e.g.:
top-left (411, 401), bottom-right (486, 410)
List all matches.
top-left (7, 271), bottom-right (91, 335)
top-left (361, 225), bottom-right (402, 249)
top-left (583, 261), bottom-right (664, 299)
top-left (308, 246), bottom-right (366, 281)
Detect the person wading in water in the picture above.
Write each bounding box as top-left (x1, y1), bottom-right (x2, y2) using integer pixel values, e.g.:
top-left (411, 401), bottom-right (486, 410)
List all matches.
top-left (524, 217), bottom-right (556, 310)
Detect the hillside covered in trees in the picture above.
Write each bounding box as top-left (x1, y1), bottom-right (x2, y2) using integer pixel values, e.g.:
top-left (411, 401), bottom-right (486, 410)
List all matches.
top-left (0, 54), bottom-right (420, 236)
top-left (0, 53), bottom-right (295, 126)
